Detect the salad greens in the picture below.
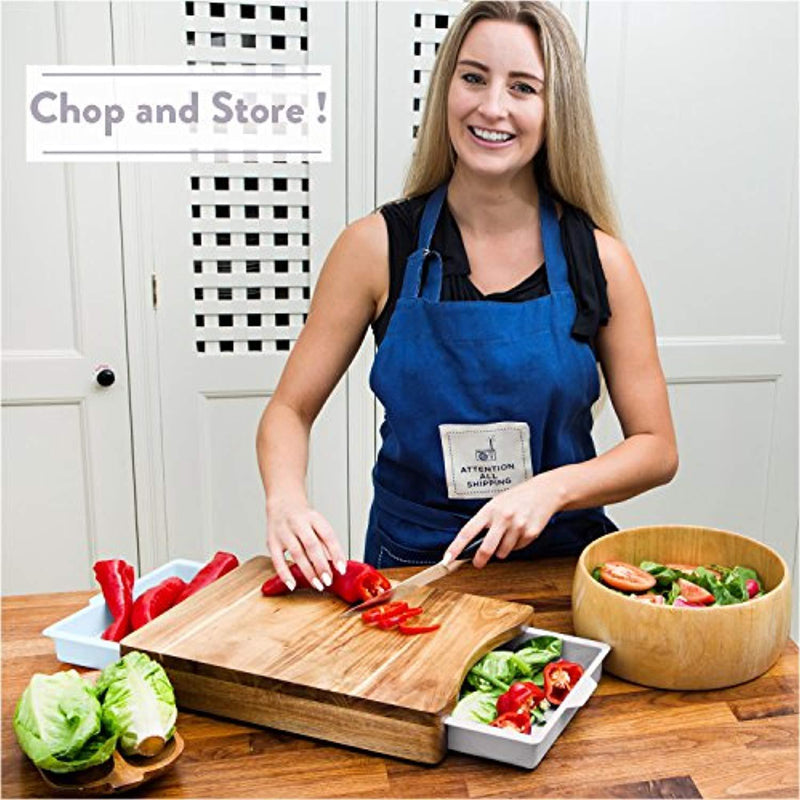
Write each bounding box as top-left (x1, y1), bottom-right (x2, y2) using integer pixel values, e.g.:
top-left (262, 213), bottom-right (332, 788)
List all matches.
top-left (13, 652), bottom-right (178, 774)
top-left (596, 560), bottom-right (765, 606)
top-left (13, 671), bottom-right (118, 773)
top-left (455, 636), bottom-right (562, 726)
top-left (95, 651), bottom-right (177, 756)
top-left (451, 690), bottom-right (501, 724)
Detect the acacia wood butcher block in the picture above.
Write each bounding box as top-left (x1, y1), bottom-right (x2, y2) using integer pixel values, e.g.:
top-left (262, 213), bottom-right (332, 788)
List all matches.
top-left (121, 556), bottom-right (534, 763)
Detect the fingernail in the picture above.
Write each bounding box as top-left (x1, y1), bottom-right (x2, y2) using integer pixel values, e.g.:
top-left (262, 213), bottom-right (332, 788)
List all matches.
top-left (312, 577), bottom-right (324, 592)
top-left (442, 551), bottom-right (453, 566)
top-left (286, 577), bottom-right (296, 591)
top-left (321, 572), bottom-right (332, 587)
top-left (336, 560), bottom-right (347, 575)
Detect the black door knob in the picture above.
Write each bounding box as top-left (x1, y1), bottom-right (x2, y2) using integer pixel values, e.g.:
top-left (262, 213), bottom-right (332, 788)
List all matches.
top-left (95, 368), bottom-right (115, 387)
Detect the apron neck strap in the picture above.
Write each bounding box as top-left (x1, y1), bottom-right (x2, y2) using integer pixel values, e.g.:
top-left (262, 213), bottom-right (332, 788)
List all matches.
top-left (539, 192), bottom-right (570, 293)
top-left (400, 184), bottom-right (448, 301)
top-left (400, 183), bottom-right (569, 300)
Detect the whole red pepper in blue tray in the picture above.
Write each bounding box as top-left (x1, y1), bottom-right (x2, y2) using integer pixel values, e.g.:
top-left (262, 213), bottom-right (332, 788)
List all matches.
top-left (94, 559), bottom-right (135, 642)
top-left (261, 560), bottom-right (390, 604)
top-left (176, 551), bottom-right (239, 603)
top-left (131, 576), bottom-right (187, 630)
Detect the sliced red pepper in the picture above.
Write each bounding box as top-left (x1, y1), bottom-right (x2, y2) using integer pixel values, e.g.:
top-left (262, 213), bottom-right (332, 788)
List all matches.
top-left (361, 601), bottom-right (409, 624)
top-left (261, 560), bottom-right (390, 606)
top-left (130, 576), bottom-right (187, 630)
top-left (177, 551), bottom-right (239, 603)
top-left (94, 559), bottom-right (135, 642)
top-left (543, 660), bottom-right (584, 706)
top-left (397, 622), bottom-right (440, 635)
top-left (496, 681), bottom-right (546, 716)
top-left (490, 708), bottom-right (532, 734)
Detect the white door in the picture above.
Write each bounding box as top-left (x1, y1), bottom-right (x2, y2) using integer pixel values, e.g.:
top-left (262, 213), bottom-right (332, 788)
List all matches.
top-left (113, 1), bottom-right (350, 565)
top-left (586, 2), bottom-right (798, 596)
top-left (1, 2), bottom-right (138, 592)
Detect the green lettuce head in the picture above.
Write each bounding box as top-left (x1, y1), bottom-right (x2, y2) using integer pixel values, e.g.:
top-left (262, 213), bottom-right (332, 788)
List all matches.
top-left (13, 670), bottom-right (117, 773)
top-left (96, 651), bottom-right (177, 756)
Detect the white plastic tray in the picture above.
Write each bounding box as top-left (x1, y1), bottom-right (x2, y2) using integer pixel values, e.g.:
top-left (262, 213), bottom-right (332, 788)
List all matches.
top-left (42, 559), bottom-right (203, 669)
top-left (445, 626), bottom-right (610, 769)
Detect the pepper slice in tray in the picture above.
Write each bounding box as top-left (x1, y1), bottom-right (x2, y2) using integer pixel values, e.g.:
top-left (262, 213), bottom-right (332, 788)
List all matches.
top-left (496, 681), bottom-right (546, 716)
top-left (543, 660), bottom-right (584, 706)
top-left (490, 708), bottom-right (532, 734)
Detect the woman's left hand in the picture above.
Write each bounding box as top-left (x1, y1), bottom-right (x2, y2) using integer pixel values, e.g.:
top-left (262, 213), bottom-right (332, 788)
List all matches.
top-left (444, 473), bottom-right (566, 568)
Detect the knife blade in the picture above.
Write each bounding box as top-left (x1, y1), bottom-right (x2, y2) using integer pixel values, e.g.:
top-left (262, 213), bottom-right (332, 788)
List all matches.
top-left (341, 534), bottom-right (487, 617)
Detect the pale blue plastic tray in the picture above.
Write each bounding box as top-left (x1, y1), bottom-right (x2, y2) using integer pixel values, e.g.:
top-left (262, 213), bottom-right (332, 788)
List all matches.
top-left (42, 559), bottom-right (202, 669)
top-left (445, 626), bottom-right (610, 769)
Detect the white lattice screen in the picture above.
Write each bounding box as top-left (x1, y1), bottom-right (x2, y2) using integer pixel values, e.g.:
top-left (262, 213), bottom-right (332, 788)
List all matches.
top-left (376, 1), bottom-right (464, 201)
top-left (183, 0), bottom-right (311, 355)
top-left (410, 7), bottom-right (461, 139)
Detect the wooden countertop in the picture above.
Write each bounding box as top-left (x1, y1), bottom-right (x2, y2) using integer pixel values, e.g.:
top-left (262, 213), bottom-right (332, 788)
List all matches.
top-left (3, 557), bottom-right (798, 798)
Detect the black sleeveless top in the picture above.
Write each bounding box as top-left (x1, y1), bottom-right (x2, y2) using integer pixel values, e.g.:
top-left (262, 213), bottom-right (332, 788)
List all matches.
top-left (374, 192), bottom-right (611, 353)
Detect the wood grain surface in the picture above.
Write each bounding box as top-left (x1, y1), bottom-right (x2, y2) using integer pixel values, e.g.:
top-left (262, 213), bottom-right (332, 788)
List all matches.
top-left (120, 556), bottom-right (533, 762)
top-left (3, 557), bottom-right (798, 798)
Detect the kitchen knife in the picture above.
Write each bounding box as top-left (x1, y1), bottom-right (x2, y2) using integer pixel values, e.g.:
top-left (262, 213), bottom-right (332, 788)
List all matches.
top-left (341, 534), bottom-right (487, 616)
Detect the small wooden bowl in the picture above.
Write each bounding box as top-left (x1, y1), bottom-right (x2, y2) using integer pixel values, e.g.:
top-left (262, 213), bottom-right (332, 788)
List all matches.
top-left (36, 731), bottom-right (184, 795)
top-left (572, 525), bottom-right (792, 690)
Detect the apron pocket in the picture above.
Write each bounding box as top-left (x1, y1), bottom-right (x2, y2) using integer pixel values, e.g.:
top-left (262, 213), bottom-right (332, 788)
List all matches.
top-left (374, 518), bottom-right (446, 570)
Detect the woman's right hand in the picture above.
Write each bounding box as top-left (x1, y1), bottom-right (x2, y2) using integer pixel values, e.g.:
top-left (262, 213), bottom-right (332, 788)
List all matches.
top-left (266, 497), bottom-right (347, 592)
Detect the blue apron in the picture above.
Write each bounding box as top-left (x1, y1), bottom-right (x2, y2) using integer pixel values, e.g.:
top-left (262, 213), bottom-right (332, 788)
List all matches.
top-left (364, 183), bottom-right (616, 569)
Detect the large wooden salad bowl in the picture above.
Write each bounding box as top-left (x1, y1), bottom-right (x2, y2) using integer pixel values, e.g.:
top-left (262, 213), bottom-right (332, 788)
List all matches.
top-left (572, 525), bottom-right (792, 690)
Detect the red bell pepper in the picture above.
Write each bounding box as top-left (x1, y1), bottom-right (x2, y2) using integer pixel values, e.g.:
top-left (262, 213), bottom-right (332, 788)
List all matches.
top-left (131, 576), bottom-right (187, 630)
top-left (94, 559), bottom-right (135, 642)
top-left (543, 660), bottom-right (584, 706)
top-left (397, 622), bottom-right (440, 635)
top-left (177, 551), bottom-right (239, 603)
top-left (490, 708), bottom-right (532, 734)
top-left (496, 681), bottom-right (546, 716)
top-left (328, 561), bottom-right (391, 603)
top-left (261, 563), bottom-right (310, 595)
top-left (261, 560), bottom-right (391, 605)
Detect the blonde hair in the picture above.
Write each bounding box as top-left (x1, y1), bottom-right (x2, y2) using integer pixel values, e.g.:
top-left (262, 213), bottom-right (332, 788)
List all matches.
top-left (403, 0), bottom-right (620, 238)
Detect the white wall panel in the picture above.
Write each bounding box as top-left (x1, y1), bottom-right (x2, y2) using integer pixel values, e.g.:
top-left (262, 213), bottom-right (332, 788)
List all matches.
top-left (202, 394), bottom-right (271, 560)
top-left (597, 381), bottom-right (774, 535)
top-left (1, 404), bottom-right (92, 593)
top-left (588, 2), bottom-right (795, 338)
top-left (2, 165), bottom-right (77, 353)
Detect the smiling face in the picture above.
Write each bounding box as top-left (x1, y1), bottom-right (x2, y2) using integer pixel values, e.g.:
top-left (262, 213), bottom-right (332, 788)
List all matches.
top-left (447, 19), bottom-right (546, 182)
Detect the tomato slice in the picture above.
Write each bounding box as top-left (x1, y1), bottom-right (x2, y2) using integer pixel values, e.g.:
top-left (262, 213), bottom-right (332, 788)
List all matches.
top-left (677, 578), bottom-right (715, 605)
top-left (599, 561), bottom-right (656, 592)
top-left (665, 563), bottom-right (698, 573)
top-left (632, 592), bottom-right (665, 605)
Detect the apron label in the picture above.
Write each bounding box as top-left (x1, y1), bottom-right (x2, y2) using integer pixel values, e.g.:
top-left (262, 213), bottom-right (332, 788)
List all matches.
top-left (438, 422), bottom-right (533, 499)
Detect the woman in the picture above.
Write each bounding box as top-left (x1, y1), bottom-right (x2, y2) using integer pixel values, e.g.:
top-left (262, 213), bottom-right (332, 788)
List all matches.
top-left (256, 0), bottom-right (678, 592)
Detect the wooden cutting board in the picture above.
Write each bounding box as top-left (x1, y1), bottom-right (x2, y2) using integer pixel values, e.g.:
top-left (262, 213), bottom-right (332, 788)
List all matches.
top-left (121, 556), bottom-right (534, 763)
